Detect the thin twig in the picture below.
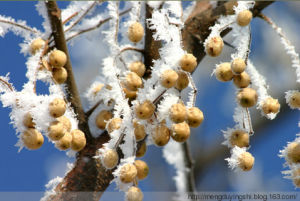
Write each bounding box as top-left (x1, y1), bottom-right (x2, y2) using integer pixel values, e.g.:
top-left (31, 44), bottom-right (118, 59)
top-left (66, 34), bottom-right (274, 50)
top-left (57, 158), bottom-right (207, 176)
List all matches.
top-left (182, 141), bottom-right (196, 192)
top-left (85, 100), bottom-right (103, 119)
top-left (0, 78), bottom-right (13, 92)
top-left (62, 12), bottom-right (79, 25)
top-left (187, 73), bottom-right (197, 107)
top-left (245, 26), bottom-right (252, 65)
top-left (246, 108), bottom-right (254, 135)
top-left (0, 19), bottom-right (38, 34)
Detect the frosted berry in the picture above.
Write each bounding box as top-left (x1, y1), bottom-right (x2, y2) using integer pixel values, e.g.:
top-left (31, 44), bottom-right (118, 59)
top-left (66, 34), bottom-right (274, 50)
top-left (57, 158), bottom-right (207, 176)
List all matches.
top-left (287, 142), bottom-right (300, 163)
top-left (70, 129), bottom-right (86, 151)
top-left (22, 128), bottom-right (44, 150)
top-left (152, 123), bottom-right (171, 146)
top-left (289, 91), bottom-right (300, 108)
top-left (119, 163), bottom-right (137, 183)
top-left (180, 54), bottom-right (197, 72)
top-left (125, 72), bottom-right (142, 91)
top-left (127, 186), bottom-right (143, 201)
top-left (23, 112), bottom-right (35, 128)
top-left (136, 141), bottom-right (147, 157)
top-left (187, 107), bottom-right (204, 128)
top-left (169, 103), bottom-right (187, 123)
top-left (129, 61), bottom-right (146, 77)
top-left (48, 121), bottom-right (65, 141)
top-left (135, 100), bottom-right (155, 120)
top-left (161, 69), bottom-right (178, 88)
top-left (238, 152), bottom-right (254, 171)
top-left (107, 118), bottom-right (122, 133)
top-left (237, 88), bottom-right (257, 108)
top-left (55, 132), bottom-right (72, 150)
top-left (123, 87), bottom-right (137, 99)
top-left (229, 130), bottom-right (249, 148)
top-left (171, 122), bottom-right (190, 142)
top-left (233, 72), bottom-right (251, 88)
top-left (102, 149), bottom-right (119, 169)
top-left (134, 160), bottom-right (149, 180)
top-left (237, 10), bottom-right (253, 27)
top-left (262, 97), bottom-right (280, 114)
top-left (49, 98), bottom-right (66, 118)
top-left (30, 38), bottom-right (45, 54)
top-left (133, 121), bottom-right (146, 141)
top-left (58, 116), bottom-right (72, 132)
top-left (52, 67), bottom-right (67, 84)
top-left (93, 83), bottom-right (104, 95)
top-left (175, 71), bottom-right (189, 90)
top-left (95, 110), bottom-right (113, 130)
top-left (49, 50), bottom-right (67, 68)
top-left (231, 58), bottom-right (246, 74)
top-left (205, 36), bottom-right (224, 57)
top-left (128, 22), bottom-right (144, 43)
top-left (215, 62), bottom-right (233, 82)
top-left (292, 168), bottom-right (300, 187)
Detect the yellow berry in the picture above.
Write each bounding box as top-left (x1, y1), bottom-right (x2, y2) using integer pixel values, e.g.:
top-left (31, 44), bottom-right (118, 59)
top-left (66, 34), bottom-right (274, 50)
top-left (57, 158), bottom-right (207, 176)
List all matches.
top-left (70, 129), bottom-right (86, 151)
top-left (107, 118), bottom-right (122, 133)
top-left (237, 88), bottom-right (258, 108)
top-left (125, 72), bottom-right (143, 91)
top-left (127, 186), bottom-right (143, 201)
top-left (287, 142), bottom-right (300, 163)
top-left (102, 149), bottom-right (119, 169)
top-left (205, 36), bottom-right (224, 57)
top-left (152, 123), bottom-right (171, 146)
top-left (123, 87), bottom-right (137, 99)
top-left (55, 132), bottom-right (72, 150)
top-left (49, 98), bottom-right (67, 118)
top-left (22, 128), bottom-right (44, 150)
top-left (187, 107), bottom-right (204, 128)
top-left (95, 110), bottom-right (113, 130)
top-left (171, 122), bottom-right (190, 142)
top-left (231, 58), bottom-right (246, 74)
top-left (119, 163), bottom-right (137, 183)
top-left (52, 67), bottom-right (68, 84)
top-left (233, 72), bottom-right (251, 88)
top-left (48, 121), bottom-right (65, 141)
top-left (238, 152), bottom-right (254, 171)
top-left (129, 61), bottom-right (146, 77)
top-left (175, 71), bottom-right (189, 90)
top-left (93, 83), bottom-right (104, 95)
top-left (292, 168), bottom-right (300, 187)
top-left (134, 160), bottom-right (149, 180)
top-left (161, 69), bottom-right (178, 88)
top-left (169, 103), bottom-right (187, 123)
top-left (237, 10), bottom-right (253, 26)
top-left (23, 112), bottom-right (35, 128)
top-left (180, 54), bottom-right (197, 72)
top-left (57, 116), bottom-right (72, 132)
top-left (229, 130), bottom-right (249, 148)
top-left (289, 91), bottom-right (300, 108)
top-left (128, 22), bottom-right (144, 43)
top-left (135, 100), bottom-right (155, 120)
top-left (262, 97), bottom-right (280, 114)
top-left (133, 121), bottom-right (146, 141)
top-left (136, 141), bottom-right (147, 157)
top-left (215, 62), bottom-right (233, 82)
top-left (30, 38), bottom-right (45, 54)
top-left (49, 50), bottom-right (67, 68)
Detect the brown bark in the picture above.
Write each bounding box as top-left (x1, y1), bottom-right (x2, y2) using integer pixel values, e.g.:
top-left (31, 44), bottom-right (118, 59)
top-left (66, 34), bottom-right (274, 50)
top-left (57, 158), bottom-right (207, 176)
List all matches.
top-left (45, 1), bottom-right (274, 201)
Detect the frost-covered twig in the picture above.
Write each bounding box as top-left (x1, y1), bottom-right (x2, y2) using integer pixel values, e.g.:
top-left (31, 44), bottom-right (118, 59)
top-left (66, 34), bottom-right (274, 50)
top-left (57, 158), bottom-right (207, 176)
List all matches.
top-left (0, 17), bottom-right (38, 35)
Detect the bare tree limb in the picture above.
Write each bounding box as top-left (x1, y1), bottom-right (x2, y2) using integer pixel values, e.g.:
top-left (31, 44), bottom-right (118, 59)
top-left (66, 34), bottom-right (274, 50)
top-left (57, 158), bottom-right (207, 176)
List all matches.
top-left (0, 19), bottom-right (38, 34)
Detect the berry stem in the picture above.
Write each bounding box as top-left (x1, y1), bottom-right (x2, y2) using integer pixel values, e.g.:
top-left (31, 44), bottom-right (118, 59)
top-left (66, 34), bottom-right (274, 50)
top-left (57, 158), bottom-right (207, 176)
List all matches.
top-left (182, 141), bottom-right (196, 192)
top-left (246, 108), bottom-right (254, 135)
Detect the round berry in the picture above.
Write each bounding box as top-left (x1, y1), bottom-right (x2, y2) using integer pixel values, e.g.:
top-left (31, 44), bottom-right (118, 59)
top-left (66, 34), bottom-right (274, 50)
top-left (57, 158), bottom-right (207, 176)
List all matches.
top-left (231, 58), bottom-right (246, 74)
top-left (119, 163), bottom-right (137, 183)
top-left (238, 152), bottom-right (254, 171)
top-left (292, 168), bottom-right (300, 187)
top-left (128, 22), bottom-right (144, 43)
top-left (171, 122), bottom-right (190, 142)
top-left (160, 69), bottom-right (178, 88)
top-left (49, 98), bottom-right (67, 118)
top-left (152, 123), bottom-right (171, 146)
top-left (49, 50), bottom-right (67, 68)
top-left (133, 121), bottom-right (146, 141)
top-left (93, 83), bottom-right (104, 95)
top-left (134, 160), bottom-right (149, 180)
top-left (48, 121), bottom-right (65, 141)
top-left (136, 141), bottom-right (147, 157)
top-left (55, 132), bottom-right (72, 150)
top-left (175, 71), bottom-right (189, 90)
top-left (58, 116), bottom-right (72, 132)
top-left (233, 72), bottom-right (251, 88)
top-left (23, 112), bottom-right (35, 128)
top-left (107, 118), bottom-right (122, 133)
top-left (205, 36), bottom-right (224, 57)
top-left (123, 87), bottom-right (137, 99)
top-left (288, 91), bottom-right (300, 108)
top-left (126, 186), bottom-right (143, 201)
top-left (129, 61), bottom-right (146, 77)
top-left (169, 103), bottom-right (187, 123)
top-left (187, 107), bottom-right (204, 128)
top-left (95, 110), bottom-right (113, 130)
top-left (287, 142), bottom-right (300, 163)
top-left (135, 100), bottom-right (155, 120)
top-left (237, 10), bottom-right (253, 27)
top-left (22, 128), bottom-right (44, 150)
top-left (180, 54), bottom-right (197, 72)
top-left (262, 97), bottom-right (280, 114)
top-left (30, 38), bottom-right (45, 55)
top-left (229, 130), bottom-right (249, 148)
top-left (215, 62), bottom-right (233, 82)
top-left (70, 129), bottom-right (86, 151)
top-left (52, 67), bottom-right (67, 84)
top-left (102, 149), bottom-right (119, 169)
top-left (125, 72), bottom-right (143, 91)
top-left (237, 88), bottom-right (258, 108)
